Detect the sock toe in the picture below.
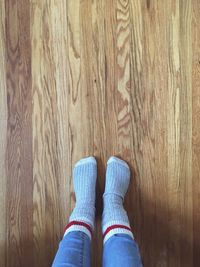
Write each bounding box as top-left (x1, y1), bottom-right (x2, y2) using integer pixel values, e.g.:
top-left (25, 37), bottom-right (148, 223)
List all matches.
top-left (74, 156), bottom-right (97, 167)
top-left (107, 156), bottom-right (130, 169)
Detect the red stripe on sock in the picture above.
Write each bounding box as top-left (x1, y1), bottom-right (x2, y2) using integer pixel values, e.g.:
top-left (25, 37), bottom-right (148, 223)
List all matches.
top-left (103, 224), bottom-right (132, 239)
top-left (64, 221), bottom-right (92, 236)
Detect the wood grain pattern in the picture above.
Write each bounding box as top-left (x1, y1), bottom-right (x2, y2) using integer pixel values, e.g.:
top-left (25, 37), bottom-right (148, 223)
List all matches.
top-left (1, 0), bottom-right (200, 266)
top-left (31, 1), bottom-right (69, 266)
top-left (5, 1), bottom-right (33, 267)
top-left (192, 0), bottom-right (200, 266)
top-left (0, 0), bottom-right (7, 266)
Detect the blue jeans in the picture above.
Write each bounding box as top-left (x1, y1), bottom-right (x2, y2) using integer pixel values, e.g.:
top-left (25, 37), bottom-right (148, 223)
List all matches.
top-left (52, 231), bottom-right (143, 267)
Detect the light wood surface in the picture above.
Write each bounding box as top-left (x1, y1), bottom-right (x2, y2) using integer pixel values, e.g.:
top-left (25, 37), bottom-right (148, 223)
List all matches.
top-left (0, 0), bottom-right (200, 266)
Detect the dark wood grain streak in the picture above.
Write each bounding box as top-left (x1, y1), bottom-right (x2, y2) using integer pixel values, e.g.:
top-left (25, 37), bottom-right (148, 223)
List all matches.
top-left (0, 1), bottom-right (7, 267)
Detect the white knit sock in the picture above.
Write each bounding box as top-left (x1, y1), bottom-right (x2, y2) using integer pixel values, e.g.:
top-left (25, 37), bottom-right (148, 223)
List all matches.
top-left (64, 156), bottom-right (97, 239)
top-left (102, 156), bottom-right (133, 243)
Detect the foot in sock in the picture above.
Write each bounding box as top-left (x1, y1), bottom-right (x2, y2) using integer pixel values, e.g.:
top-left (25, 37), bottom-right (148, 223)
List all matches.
top-left (64, 156), bottom-right (97, 239)
top-left (102, 156), bottom-right (133, 243)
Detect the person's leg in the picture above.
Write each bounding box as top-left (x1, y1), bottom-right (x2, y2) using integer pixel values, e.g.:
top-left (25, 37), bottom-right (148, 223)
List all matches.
top-left (103, 234), bottom-right (142, 267)
top-left (52, 231), bottom-right (91, 267)
top-left (102, 156), bottom-right (143, 267)
top-left (52, 156), bottom-right (97, 267)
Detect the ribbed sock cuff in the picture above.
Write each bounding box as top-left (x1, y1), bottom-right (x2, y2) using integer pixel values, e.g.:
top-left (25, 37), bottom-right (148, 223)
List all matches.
top-left (64, 220), bottom-right (93, 240)
top-left (102, 221), bottom-right (134, 244)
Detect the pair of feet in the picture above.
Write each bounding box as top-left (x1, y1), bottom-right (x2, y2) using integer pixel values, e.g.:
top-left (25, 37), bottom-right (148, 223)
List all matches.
top-left (64, 156), bottom-right (133, 243)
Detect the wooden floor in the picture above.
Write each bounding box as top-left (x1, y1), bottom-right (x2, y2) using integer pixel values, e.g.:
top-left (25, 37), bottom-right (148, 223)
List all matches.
top-left (0, 0), bottom-right (200, 266)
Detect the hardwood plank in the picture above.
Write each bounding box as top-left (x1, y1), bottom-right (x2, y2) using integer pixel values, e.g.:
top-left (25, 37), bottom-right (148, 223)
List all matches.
top-left (178, 2), bottom-right (193, 266)
top-left (5, 0), bottom-right (33, 266)
top-left (0, 1), bottom-right (7, 267)
top-left (192, 0), bottom-right (200, 265)
top-left (31, 3), bottom-right (46, 265)
top-left (167, 1), bottom-right (182, 265)
top-left (116, 0), bottom-right (131, 159)
top-left (5, 2), bottom-right (21, 265)
top-left (166, 1), bottom-right (193, 266)
top-left (67, 0), bottom-right (83, 166)
top-left (31, 1), bottom-right (69, 266)
top-left (104, 0), bottom-right (118, 156)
